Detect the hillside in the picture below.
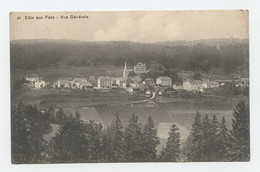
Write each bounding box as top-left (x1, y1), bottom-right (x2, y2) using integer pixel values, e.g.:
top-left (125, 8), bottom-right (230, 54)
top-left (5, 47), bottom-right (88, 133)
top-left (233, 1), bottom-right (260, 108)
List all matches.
top-left (10, 39), bottom-right (249, 74)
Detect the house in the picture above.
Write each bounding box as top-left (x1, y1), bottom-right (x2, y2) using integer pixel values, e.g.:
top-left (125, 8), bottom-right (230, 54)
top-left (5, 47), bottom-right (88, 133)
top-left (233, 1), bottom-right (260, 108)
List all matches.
top-left (113, 77), bottom-right (127, 88)
top-left (205, 81), bottom-right (219, 89)
top-left (145, 90), bottom-right (151, 95)
top-left (127, 87), bottom-right (134, 93)
top-left (128, 76), bottom-right (142, 83)
top-left (57, 78), bottom-right (71, 88)
top-left (80, 81), bottom-right (93, 90)
top-left (88, 76), bottom-right (97, 87)
top-left (156, 76), bottom-right (172, 87)
top-left (216, 80), bottom-right (236, 87)
top-left (34, 79), bottom-right (46, 88)
top-left (71, 78), bottom-right (88, 88)
top-left (134, 62), bottom-right (147, 74)
top-left (97, 76), bottom-right (112, 88)
top-left (172, 83), bottom-right (183, 90)
top-left (25, 74), bottom-right (39, 82)
top-left (183, 80), bottom-right (204, 92)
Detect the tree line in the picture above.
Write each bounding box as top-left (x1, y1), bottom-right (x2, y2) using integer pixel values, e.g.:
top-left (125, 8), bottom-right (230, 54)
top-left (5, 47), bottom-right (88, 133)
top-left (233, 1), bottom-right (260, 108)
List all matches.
top-left (11, 39), bottom-right (248, 74)
top-left (11, 101), bottom-right (249, 163)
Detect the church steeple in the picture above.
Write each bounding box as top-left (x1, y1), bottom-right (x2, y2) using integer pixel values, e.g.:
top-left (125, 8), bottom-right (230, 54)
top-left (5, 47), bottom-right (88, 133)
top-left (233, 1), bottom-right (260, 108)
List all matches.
top-left (123, 61), bottom-right (128, 79)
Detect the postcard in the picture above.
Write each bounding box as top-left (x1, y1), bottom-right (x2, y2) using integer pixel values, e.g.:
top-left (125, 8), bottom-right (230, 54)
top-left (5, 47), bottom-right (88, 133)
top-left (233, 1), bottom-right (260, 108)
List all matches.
top-left (10, 10), bottom-right (249, 164)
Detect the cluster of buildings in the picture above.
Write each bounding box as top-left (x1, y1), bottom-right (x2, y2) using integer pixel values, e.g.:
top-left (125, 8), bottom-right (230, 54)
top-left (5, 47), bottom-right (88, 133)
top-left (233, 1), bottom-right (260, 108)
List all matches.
top-left (174, 78), bottom-right (249, 93)
top-left (24, 61), bottom-right (249, 95)
top-left (24, 74), bottom-right (46, 88)
top-left (56, 77), bottom-right (94, 90)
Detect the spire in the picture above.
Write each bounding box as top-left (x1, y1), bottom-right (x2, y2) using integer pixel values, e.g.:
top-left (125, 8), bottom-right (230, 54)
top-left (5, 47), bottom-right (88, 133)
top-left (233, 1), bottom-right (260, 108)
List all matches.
top-left (123, 61), bottom-right (128, 78)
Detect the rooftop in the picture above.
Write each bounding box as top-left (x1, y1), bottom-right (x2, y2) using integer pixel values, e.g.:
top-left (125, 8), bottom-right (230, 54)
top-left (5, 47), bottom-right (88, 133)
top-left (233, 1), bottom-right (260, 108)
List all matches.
top-left (26, 74), bottom-right (39, 78)
top-left (157, 76), bottom-right (171, 80)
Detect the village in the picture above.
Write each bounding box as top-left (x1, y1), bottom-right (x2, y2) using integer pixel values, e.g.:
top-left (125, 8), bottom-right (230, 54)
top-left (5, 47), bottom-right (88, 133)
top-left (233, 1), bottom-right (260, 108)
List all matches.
top-left (23, 62), bottom-right (249, 100)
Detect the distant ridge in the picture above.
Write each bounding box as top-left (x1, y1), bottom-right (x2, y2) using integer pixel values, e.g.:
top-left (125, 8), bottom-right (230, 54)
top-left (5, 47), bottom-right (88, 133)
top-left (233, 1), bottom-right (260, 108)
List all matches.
top-left (10, 38), bottom-right (249, 74)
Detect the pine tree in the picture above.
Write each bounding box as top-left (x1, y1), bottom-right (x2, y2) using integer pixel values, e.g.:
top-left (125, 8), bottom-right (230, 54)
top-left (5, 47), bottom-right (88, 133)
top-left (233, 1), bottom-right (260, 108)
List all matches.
top-left (201, 114), bottom-right (212, 160)
top-left (84, 120), bottom-right (103, 162)
top-left (227, 101), bottom-right (250, 161)
top-left (47, 106), bottom-right (55, 123)
top-left (11, 103), bottom-right (52, 163)
top-left (125, 113), bottom-right (144, 162)
top-left (184, 111), bottom-right (204, 161)
top-left (200, 114), bottom-right (220, 161)
top-left (210, 114), bottom-right (220, 160)
top-left (55, 108), bottom-right (66, 124)
top-left (51, 112), bottom-right (87, 163)
top-left (159, 123), bottom-right (181, 161)
top-left (75, 111), bottom-right (80, 121)
top-left (142, 116), bottom-right (160, 161)
top-left (109, 114), bottom-right (125, 162)
top-left (217, 116), bottom-right (229, 160)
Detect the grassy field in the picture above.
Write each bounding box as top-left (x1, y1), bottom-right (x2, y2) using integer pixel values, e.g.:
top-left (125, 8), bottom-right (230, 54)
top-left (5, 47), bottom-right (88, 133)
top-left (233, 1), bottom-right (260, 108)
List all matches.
top-left (12, 85), bottom-right (241, 140)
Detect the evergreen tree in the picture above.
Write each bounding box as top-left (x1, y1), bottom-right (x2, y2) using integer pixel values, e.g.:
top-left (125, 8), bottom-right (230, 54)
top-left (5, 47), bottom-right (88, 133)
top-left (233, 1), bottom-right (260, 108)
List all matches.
top-left (55, 108), bottom-right (66, 124)
top-left (210, 114), bottom-right (220, 160)
top-left (217, 116), bottom-right (229, 160)
top-left (52, 113), bottom-right (87, 162)
top-left (227, 101), bottom-right (250, 161)
top-left (109, 114), bottom-right (125, 162)
top-left (159, 124), bottom-right (181, 161)
top-left (142, 116), bottom-right (160, 161)
top-left (84, 120), bottom-right (104, 162)
top-left (47, 106), bottom-right (55, 123)
top-left (182, 111), bottom-right (204, 161)
top-left (125, 113), bottom-right (144, 162)
top-left (201, 114), bottom-right (212, 160)
top-left (201, 114), bottom-right (220, 161)
top-left (75, 111), bottom-right (80, 121)
top-left (11, 103), bottom-right (52, 163)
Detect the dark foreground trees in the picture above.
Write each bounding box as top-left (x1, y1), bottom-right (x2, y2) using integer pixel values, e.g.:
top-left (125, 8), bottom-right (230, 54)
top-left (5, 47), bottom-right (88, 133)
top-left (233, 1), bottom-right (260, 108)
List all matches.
top-left (159, 124), bottom-right (181, 161)
top-left (226, 101), bottom-right (250, 161)
top-left (11, 103), bottom-right (52, 163)
top-left (183, 100), bottom-right (250, 161)
top-left (11, 100), bottom-right (249, 163)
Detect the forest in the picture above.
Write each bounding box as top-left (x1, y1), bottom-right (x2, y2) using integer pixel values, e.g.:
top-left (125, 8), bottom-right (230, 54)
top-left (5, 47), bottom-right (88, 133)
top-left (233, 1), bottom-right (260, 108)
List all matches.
top-left (11, 101), bottom-right (249, 163)
top-left (10, 39), bottom-right (249, 74)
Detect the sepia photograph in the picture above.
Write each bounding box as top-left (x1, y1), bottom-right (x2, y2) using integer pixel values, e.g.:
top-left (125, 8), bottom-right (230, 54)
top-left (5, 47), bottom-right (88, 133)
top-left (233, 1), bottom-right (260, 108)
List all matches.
top-left (10, 10), bottom-right (249, 164)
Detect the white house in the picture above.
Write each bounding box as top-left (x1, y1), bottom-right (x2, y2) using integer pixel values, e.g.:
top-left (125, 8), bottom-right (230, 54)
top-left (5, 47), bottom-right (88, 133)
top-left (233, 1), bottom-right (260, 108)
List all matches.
top-left (156, 76), bottom-right (172, 87)
top-left (205, 81), bottom-right (219, 88)
top-left (25, 74), bottom-right (39, 82)
top-left (97, 76), bottom-right (112, 88)
top-left (34, 79), bottom-right (46, 88)
top-left (183, 80), bottom-right (204, 92)
top-left (134, 62), bottom-right (147, 74)
top-left (114, 77), bottom-right (127, 88)
top-left (57, 78), bottom-right (71, 88)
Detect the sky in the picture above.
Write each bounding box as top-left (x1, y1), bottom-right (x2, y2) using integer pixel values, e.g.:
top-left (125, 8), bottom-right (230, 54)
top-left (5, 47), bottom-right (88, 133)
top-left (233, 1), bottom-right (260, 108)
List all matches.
top-left (10, 10), bottom-right (249, 42)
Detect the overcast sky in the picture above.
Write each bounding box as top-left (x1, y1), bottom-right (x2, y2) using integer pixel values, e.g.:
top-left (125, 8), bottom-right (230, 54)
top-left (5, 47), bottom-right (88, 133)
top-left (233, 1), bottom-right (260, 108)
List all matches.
top-left (10, 10), bottom-right (249, 42)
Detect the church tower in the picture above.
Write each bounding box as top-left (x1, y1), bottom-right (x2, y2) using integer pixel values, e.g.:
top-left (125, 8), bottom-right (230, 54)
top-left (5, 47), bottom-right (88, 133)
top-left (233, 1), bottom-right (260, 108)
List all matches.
top-left (123, 61), bottom-right (128, 79)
